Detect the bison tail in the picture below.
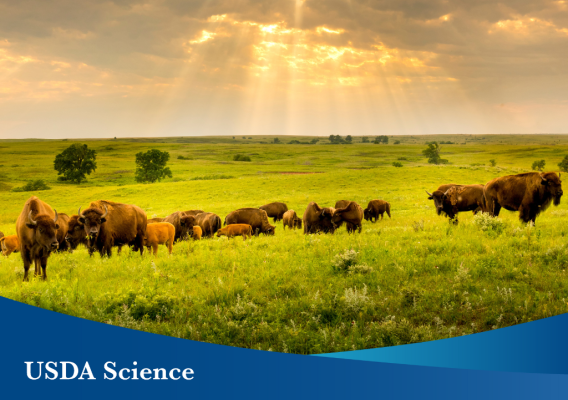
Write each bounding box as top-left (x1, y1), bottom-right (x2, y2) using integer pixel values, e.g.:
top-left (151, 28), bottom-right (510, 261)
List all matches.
top-left (223, 217), bottom-right (227, 226)
top-left (215, 216), bottom-right (222, 233)
top-left (386, 202), bottom-right (391, 218)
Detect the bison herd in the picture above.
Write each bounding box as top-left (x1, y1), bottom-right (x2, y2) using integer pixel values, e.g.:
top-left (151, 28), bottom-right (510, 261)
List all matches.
top-left (0, 171), bottom-right (562, 282)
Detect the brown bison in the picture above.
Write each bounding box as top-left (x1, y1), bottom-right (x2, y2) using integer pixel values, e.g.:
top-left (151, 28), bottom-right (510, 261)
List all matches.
top-left (65, 215), bottom-right (91, 253)
top-left (283, 210), bottom-right (302, 230)
top-left (216, 224), bottom-right (253, 241)
top-left (426, 184), bottom-right (485, 223)
top-left (1, 235), bottom-right (20, 257)
top-left (148, 217), bottom-right (165, 224)
top-left (16, 196), bottom-right (60, 281)
top-left (259, 202), bottom-right (288, 222)
top-left (164, 211), bottom-right (192, 242)
top-left (334, 200), bottom-right (351, 209)
top-left (225, 208), bottom-right (275, 236)
top-left (364, 200), bottom-right (391, 222)
top-left (144, 222), bottom-right (175, 255)
top-left (332, 201), bottom-right (364, 233)
top-left (303, 202), bottom-right (336, 234)
top-left (182, 209), bottom-right (204, 217)
top-left (54, 213), bottom-right (71, 252)
top-left (0, 231), bottom-right (3, 240)
top-left (192, 226), bottom-right (202, 240)
top-left (484, 172), bottom-right (563, 224)
top-left (184, 212), bottom-right (222, 237)
top-left (78, 200), bottom-right (147, 257)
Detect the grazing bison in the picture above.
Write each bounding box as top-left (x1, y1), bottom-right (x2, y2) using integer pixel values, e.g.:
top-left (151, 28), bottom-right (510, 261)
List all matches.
top-left (16, 196), bottom-right (60, 281)
top-left (144, 222), bottom-right (175, 255)
top-left (192, 226), bottom-right (202, 240)
top-left (164, 211), bottom-right (192, 242)
top-left (225, 208), bottom-right (275, 236)
top-left (78, 200), bottom-right (147, 257)
top-left (216, 224), bottom-right (253, 241)
top-left (189, 212), bottom-right (222, 237)
top-left (148, 217), bottom-right (165, 224)
top-left (332, 201), bottom-right (364, 233)
top-left (364, 200), bottom-right (391, 222)
top-left (426, 184), bottom-right (485, 223)
top-left (484, 172), bottom-right (563, 224)
top-left (1, 235), bottom-right (20, 257)
top-left (283, 210), bottom-right (302, 230)
top-left (259, 202), bottom-right (288, 222)
top-left (182, 210), bottom-right (204, 217)
top-left (54, 213), bottom-right (70, 252)
top-left (303, 202), bottom-right (336, 234)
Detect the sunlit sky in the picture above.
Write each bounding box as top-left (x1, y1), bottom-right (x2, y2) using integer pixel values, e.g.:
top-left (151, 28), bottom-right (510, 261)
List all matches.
top-left (1, 0), bottom-right (567, 139)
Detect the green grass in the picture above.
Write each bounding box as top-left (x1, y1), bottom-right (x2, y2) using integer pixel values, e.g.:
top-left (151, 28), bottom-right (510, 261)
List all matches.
top-left (1, 134), bottom-right (568, 354)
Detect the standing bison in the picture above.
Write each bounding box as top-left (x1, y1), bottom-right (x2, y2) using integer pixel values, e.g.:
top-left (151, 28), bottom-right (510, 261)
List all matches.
top-left (484, 172), bottom-right (563, 224)
top-left (78, 200), bottom-right (147, 257)
top-left (283, 210), bottom-right (302, 230)
top-left (164, 211), bottom-right (192, 242)
top-left (16, 196), bottom-right (60, 281)
top-left (332, 201), bottom-right (364, 233)
top-left (426, 184), bottom-right (485, 223)
top-left (183, 212), bottom-right (222, 237)
top-left (54, 213), bottom-right (71, 252)
top-left (259, 202), bottom-right (288, 222)
top-left (364, 200), bottom-right (391, 222)
top-left (303, 202), bottom-right (335, 234)
top-left (225, 208), bottom-right (275, 236)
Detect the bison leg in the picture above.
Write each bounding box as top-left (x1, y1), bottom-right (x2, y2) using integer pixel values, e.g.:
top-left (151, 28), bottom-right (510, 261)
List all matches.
top-left (40, 256), bottom-right (48, 281)
top-left (34, 258), bottom-right (41, 277)
top-left (167, 240), bottom-right (173, 255)
top-left (22, 250), bottom-right (33, 282)
top-left (152, 244), bottom-right (158, 256)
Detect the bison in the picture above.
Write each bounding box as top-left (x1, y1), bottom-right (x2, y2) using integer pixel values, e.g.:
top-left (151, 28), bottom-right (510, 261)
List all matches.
top-left (182, 209), bottom-right (204, 217)
top-left (164, 211), bottom-right (192, 242)
top-left (0, 231), bottom-right (3, 240)
top-left (148, 217), bottom-right (165, 224)
top-left (16, 196), bottom-right (60, 281)
top-left (1, 235), bottom-right (20, 257)
top-left (216, 224), bottom-right (253, 241)
top-left (364, 200), bottom-right (391, 222)
top-left (78, 200), bottom-right (147, 257)
top-left (484, 172), bottom-right (563, 224)
top-left (303, 202), bottom-right (336, 234)
top-left (184, 212), bottom-right (222, 238)
top-left (192, 226), bottom-right (202, 240)
top-left (332, 201), bottom-right (364, 233)
top-left (283, 210), bottom-right (302, 230)
top-left (144, 222), bottom-right (175, 255)
top-left (426, 184), bottom-right (485, 223)
top-left (259, 202), bottom-right (288, 222)
top-left (54, 213), bottom-right (71, 252)
top-left (225, 208), bottom-right (275, 236)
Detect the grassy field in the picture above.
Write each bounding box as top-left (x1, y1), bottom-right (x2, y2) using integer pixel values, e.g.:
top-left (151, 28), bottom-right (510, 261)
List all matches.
top-left (1, 134), bottom-right (568, 354)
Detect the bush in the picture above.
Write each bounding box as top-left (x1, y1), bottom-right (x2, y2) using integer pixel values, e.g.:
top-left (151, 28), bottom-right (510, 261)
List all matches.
top-left (332, 249), bottom-right (359, 271)
top-left (392, 162), bottom-right (403, 167)
top-left (12, 180), bottom-right (51, 192)
top-left (532, 160), bottom-right (545, 171)
top-left (489, 159), bottom-right (496, 167)
top-left (558, 156), bottom-right (568, 172)
top-left (473, 212), bottom-right (505, 234)
top-left (394, 140), bottom-right (401, 144)
top-left (177, 155), bottom-right (192, 160)
top-left (233, 154), bottom-right (251, 162)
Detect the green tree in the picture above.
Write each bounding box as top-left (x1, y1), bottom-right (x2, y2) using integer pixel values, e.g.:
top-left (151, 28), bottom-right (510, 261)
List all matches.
top-left (558, 156), bottom-right (568, 172)
top-left (394, 140), bottom-right (401, 144)
top-left (53, 143), bottom-right (97, 184)
top-left (135, 149), bottom-right (172, 183)
top-left (273, 138), bottom-right (281, 144)
top-left (422, 142), bottom-right (448, 164)
top-left (345, 135), bottom-right (352, 143)
top-left (532, 160), bottom-right (546, 171)
top-left (310, 138), bottom-right (319, 144)
top-left (361, 137), bottom-right (369, 143)
top-left (489, 159), bottom-right (496, 167)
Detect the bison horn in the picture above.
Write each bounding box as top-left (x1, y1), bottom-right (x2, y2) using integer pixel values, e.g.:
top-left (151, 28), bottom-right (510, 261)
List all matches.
top-left (54, 209), bottom-right (58, 223)
top-left (101, 204), bottom-right (109, 219)
top-left (425, 190), bottom-right (432, 197)
top-left (28, 210), bottom-right (37, 226)
top-left (78, 206), bottom-right (85, 218)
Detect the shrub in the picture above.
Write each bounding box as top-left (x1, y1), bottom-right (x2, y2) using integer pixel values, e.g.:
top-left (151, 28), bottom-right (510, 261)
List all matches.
top-left (558, 156), bottom-right (568, 172)
top-left (332, 249), bottom-right (359, 271)
top-left (12, 179), bottom-right (51, 192)
top-left (177, 155), bottom-right (192, 160)
top-left (473, 212), bottom-right (504, 234)
top-left (532, 159), bottom-right (546, 171)
top-left (343, 285), bottom-right (372, 313)
top-left (233, 154), bottom-right (252, 162)
top-left (392, 162), bottom-right (403, 167)
top-left (489, 159), bottom-right (496, 167)
top-left (394, 140), bottom-right (401, 144)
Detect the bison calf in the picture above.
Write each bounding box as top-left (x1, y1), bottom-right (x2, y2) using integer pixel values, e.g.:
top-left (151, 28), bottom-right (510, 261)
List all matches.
top-left (0, 235), bottom-right (20, 257)
top-left (216, 224), bottom-right (253, 241)
top-left (144, 222), bottom-right (175, 256)
top-left (192, 226), bottom-right (202, 240)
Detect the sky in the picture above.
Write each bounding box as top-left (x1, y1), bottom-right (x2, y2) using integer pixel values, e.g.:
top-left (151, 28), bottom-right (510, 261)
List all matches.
top-left (1, 0), bottom-right (567, 139)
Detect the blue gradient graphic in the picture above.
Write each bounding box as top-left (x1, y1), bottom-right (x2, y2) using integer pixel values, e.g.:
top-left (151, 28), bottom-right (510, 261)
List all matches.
top-left (0, 296), bottom-right (567, 399)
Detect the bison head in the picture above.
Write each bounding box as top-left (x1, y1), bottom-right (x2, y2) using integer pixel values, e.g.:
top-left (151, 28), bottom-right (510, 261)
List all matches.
top-left (26, 210), bottom-right (59, 251)
top-left (65, 215), bottom-right (86, 250)
top-left (363, 208), bottom-right (371, 221)
top-left (180, 215), bottom-right (196, 239)
top-left (262, 224), bottom-right (276, 235)
top-left (426, 190), bottom-right (447, 215)
top-left (78, 205), bottom-right (108, 241)
top-left (541, 172), bottom-right (563, 206)
top-left (294, 218), bottom-right (302, 229)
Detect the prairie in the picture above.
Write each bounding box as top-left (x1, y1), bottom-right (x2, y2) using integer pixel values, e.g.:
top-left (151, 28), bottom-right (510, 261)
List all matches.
top-left (1, 134), bottom-right (568, 354)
